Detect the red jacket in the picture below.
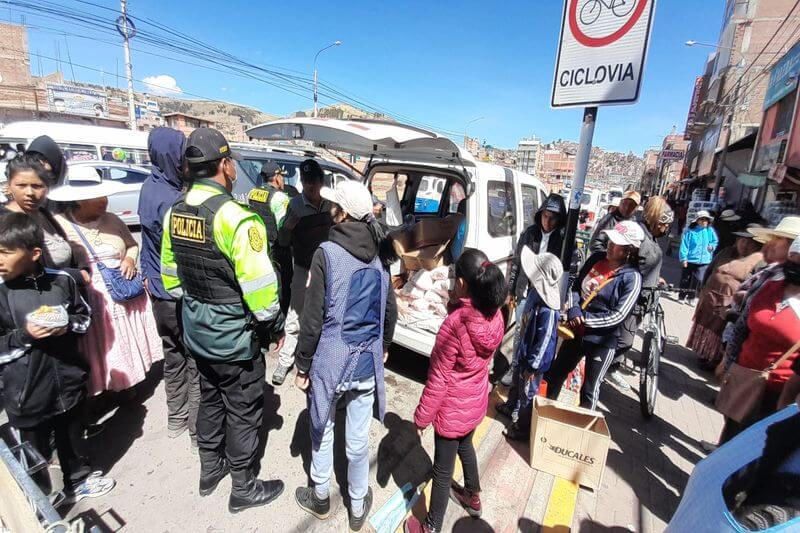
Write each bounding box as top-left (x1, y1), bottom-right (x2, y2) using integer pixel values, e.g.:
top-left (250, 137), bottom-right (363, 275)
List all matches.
top-left (738, 279), bottom-right (800, 393)
top-left (414, 299), bottom-right (505, 438)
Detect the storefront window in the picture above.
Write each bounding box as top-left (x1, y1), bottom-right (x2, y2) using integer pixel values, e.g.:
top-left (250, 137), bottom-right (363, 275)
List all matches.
top-left (774, 92), bottom-right (797, 139)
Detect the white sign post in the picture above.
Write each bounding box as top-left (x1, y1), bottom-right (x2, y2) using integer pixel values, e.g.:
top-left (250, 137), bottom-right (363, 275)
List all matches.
top-left (553, 0), bottom-right (657, 270)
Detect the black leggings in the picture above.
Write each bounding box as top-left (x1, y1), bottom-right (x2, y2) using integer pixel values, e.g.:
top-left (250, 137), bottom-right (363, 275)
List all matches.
top-left (426, 430), bottom-right (480, 530)
top-left (544, 338), bottom-right (616, 410)
top-left (679, 263), bottom-right (708, 300)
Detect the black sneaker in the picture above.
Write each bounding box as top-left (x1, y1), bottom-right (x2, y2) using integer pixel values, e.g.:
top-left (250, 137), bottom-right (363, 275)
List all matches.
top-left (349, 487), bottom-right (373, 531)
top-left (295, 486), bottom-right (330, 520)
top-left (503, 422), bottom-right (529, 442)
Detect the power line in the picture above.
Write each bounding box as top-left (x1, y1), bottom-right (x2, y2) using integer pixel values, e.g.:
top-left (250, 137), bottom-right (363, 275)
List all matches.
top-left (1, 0), bottom-right (463, 135)
top-left (718, 0), bottom-right (800, 104)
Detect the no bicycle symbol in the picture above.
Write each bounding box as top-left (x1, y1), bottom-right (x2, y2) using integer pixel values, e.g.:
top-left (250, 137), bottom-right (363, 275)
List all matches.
top-left (552, 0), bottom-right (656, 108)
top-left (569, 0), bottom-right (646, 47)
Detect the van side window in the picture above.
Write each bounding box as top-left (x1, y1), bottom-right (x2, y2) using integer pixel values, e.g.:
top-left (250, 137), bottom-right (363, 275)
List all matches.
top-left (107, 166), bottom-right (150, 185)
top-left (487, 181), bottom-right (516, 237)
top-left (521, 185), bottom-right (540, 228)
top-left (60, 143), bottom-right (98, 162)
top-left (414, 175), bottom-right (447, 214)
top-left (101, 146), bottom-right (151, 166)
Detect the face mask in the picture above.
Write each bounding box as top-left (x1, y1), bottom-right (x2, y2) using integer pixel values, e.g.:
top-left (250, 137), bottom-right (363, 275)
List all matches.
top-left (784, 262), bottom-right (800, 284)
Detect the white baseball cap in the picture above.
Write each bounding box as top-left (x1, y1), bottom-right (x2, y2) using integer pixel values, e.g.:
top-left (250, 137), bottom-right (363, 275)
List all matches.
top-left (602, 220), bottom-right (645, 249)
top-left (320, 180), bottom-right (374, 221)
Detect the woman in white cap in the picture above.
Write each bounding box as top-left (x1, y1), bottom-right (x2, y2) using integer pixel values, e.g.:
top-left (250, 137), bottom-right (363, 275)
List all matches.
top-left (678, 210), bottom-right (719, 305)
top-left (50, 167), bottom-right (163, 397)
top-left (544, 220), bottom-right (644, 411)
top-left (292, 179), bottom-right (397, 531)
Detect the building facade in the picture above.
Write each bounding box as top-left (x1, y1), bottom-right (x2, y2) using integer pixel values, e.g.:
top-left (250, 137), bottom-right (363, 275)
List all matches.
top-left (516, 137), bottom-right (542, 176)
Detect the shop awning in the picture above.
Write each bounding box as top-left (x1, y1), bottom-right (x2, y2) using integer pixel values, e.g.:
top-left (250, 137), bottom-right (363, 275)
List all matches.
top-left (737, 172), bottom-right (767, 188)
top-left (715, 131), bottom-right (758, 154)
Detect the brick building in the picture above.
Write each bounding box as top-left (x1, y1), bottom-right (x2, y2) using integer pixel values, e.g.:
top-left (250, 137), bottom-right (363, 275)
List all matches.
top-left (684, 0), bottom-right (800, 200)
top-left (163, 113), bottom-right (214, 137)
top-left (540, 148), bottom-right (575, 190)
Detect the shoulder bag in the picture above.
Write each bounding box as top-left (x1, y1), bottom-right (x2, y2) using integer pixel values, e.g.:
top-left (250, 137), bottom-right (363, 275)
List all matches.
top-left (70, 222), bottom-right (145, 303)
top-left (715, 339), bottom-right (800, 424)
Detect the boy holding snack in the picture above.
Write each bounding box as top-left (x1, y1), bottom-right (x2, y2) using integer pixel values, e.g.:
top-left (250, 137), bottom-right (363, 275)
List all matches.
top-left (0, 212), bottom-right (115, 501)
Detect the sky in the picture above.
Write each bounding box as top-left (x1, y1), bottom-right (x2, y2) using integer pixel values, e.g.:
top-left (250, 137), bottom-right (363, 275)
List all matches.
top-left (4, 0), bottom-right (724, 155)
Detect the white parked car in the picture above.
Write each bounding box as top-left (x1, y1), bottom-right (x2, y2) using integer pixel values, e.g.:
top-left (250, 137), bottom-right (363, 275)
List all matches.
top-left (247, 117), bottom-right (549, 356)
top-left (62, 161), bottom-right (149, 226)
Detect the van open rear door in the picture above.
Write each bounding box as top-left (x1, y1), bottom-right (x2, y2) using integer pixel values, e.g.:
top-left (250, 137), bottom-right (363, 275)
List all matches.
top-left (246, 118), bottom-right (475, 172)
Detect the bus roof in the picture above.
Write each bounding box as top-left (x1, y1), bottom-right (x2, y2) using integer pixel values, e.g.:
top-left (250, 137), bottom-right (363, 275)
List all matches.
top-left (0, 121), bottom-right (149, 147)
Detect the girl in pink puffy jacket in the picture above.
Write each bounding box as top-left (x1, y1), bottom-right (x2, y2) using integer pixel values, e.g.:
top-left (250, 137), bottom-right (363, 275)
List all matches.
top-left (405, 249), bottom-right (506, 533)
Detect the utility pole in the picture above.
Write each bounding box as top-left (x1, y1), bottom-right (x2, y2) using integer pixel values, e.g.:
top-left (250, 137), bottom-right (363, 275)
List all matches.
top-left (119, 0), bottom-right (137, 130)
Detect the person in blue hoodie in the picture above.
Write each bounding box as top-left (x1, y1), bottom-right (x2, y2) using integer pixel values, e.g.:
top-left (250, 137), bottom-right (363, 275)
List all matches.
top-left (679, 210), bottom-right (719, 305)
top-left (497, 247), bottom-right (562, 440)
top-left (136, 127), bottom-right (200, 445)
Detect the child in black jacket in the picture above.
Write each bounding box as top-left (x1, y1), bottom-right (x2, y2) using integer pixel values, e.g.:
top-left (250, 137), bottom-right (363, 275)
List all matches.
top-left (0, 212), bottom-right (114, 501)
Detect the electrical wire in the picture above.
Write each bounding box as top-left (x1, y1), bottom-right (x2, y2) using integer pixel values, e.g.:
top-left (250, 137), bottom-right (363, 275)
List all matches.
top-left (1, 0), bottom-right (463, 135)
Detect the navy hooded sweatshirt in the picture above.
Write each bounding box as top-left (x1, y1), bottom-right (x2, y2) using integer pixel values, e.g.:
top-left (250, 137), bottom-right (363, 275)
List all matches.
top-left (137, 127), bottom-right (185, 301)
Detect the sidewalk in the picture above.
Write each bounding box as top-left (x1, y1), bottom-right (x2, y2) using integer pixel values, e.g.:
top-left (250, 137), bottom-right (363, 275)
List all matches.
top-left (417, 255), bottom-right (725, 532)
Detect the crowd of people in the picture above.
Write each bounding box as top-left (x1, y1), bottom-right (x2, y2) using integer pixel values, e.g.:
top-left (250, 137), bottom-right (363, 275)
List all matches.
top-left (1, 123), bottom-right (799, 531)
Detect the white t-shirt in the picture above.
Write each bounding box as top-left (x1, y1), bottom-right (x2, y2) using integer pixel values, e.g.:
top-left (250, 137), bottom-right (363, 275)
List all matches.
top-left (540, 229), bottom-right (553, 254)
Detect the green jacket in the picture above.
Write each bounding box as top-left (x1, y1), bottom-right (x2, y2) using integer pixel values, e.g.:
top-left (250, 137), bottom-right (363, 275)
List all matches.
top-left (160, 179), bottom-right (284, 362)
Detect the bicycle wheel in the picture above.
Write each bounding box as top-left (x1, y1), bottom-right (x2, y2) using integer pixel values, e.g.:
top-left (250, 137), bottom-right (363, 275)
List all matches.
top-left (580, 0), bottom-right (602, 25)
top-left (639, 331), bottom-right (659, 418)
top-left (612, 0), bottom-right (637, 18)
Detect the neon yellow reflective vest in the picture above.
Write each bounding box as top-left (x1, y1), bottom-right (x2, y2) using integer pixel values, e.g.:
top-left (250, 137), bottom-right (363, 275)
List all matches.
top-left (161, 179), bottom-right (283, 362)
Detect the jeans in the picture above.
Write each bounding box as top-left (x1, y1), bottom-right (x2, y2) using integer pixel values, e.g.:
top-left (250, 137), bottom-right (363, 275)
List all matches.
top-left (510, 298), bottom-right (528, 368)
top-left (279, 265), bottom-right (310, 368)
top-left (510, 371), bottom-right (544, 430)
top-left (426, 430), bottom-right (480, 530)
top-left (18, 401), bottom-right (91, 491)
top-left (152, 298), bottom-right (200, 436)
top-left (679, 263), bottom-right (708, 300)
top-left (311, 378), bottom-right (375, 515)
top-left (195, 353), bottom-right (265, 475)
top-left (545, 338), bottom-right (616, 411)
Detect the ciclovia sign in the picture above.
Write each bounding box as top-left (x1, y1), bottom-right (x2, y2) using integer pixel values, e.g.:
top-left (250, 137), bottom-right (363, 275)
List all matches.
top-left (551, 0), bottom-right (657, 108)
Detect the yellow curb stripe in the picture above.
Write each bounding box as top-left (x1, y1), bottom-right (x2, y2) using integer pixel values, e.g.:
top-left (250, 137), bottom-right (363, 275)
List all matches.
top-left (395, 387), bottom-right (504, 532)
top-left (541, 477), bottom-right (579, 532)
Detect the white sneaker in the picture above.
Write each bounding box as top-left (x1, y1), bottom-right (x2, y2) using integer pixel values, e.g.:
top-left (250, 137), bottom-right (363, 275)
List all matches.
top-left (61, 474), bottom-right (116, 505)
top-left (605, 370), bottom-right (631, 391)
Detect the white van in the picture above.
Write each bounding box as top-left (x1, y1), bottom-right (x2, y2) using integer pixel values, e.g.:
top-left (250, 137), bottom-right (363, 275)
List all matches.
top-left (0, 121), bottom-right (150, 169)
top-left (247, 118), bottom-right (549, 355)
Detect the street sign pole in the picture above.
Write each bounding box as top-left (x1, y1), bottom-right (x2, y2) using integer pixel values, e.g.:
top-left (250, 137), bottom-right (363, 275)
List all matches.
top-left (560, 106), bottom-right (597, 271)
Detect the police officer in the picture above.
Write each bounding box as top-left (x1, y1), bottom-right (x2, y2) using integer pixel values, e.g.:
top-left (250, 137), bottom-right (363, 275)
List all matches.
top-left (161, 128), bottom-right (285, 514)
top-left (247, 161), bottom-right (291, 314)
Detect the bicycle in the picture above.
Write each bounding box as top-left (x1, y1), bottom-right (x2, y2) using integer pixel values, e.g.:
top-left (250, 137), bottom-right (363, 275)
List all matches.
top-left (637, 285), bottom-right (681, 419)
top-left (580, 0), bottom-right (637, 26)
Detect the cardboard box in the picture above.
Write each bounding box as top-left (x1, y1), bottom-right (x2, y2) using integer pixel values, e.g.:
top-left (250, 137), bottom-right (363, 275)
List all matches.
top-left (391, 231), bottom-right (449, 271)
top-left (529, 397), bottom-right (610, 490)
top-left (411, 214), bottom-right (463, 248)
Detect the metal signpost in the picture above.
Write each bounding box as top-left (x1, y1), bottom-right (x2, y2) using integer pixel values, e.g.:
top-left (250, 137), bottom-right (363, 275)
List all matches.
top-left (552, 0), bottom-right (657, 270)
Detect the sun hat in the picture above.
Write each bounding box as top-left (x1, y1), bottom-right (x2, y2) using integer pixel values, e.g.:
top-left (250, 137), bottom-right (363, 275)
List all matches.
top-left (720, 209), bottom-right (741, 222)
top-left (47, 166), bottom-right (126, 202)
top-left (320, 180), bottom-right (373, 221)
top-left (622, 190), bottom-right (641, 205)
top-left (733, 223), bottom-right (764, 239)
top-left (520, 247), bottom-right (563, 310)
top-left (602, 220), bottom-right (645, 249)
top-left (692, 210), bottom-right (713, 224)
top-left (748, 216), bottom-right (800, 242)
